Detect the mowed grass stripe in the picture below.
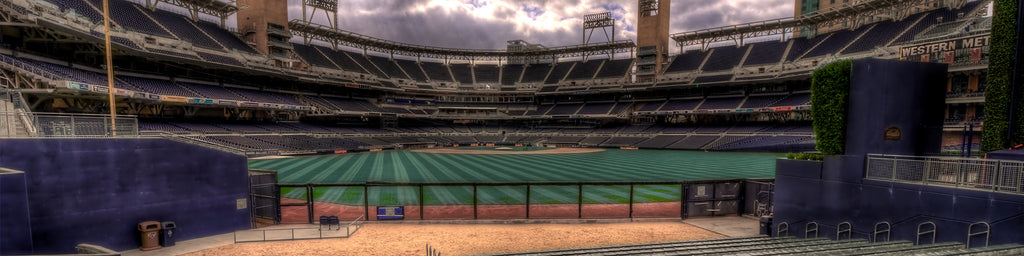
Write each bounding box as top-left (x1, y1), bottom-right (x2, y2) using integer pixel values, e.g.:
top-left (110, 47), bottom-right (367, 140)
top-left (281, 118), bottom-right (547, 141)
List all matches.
top-left (306, 156), bottom-right (356, 183)
top-left (480, 154), bottom-right (574, 182)
top-left (250, 156), bottom-right (306, 170)
top-left (404, 153), bottom-right (464, 204)
top-left (476, 186), bottom-right (527, 205)
top-left (280, 156), bottom-right (339, 183)
top-left (459, 153), bottom-right (554, 182)
top-left (407, 152), bottom-right (466, 182)
top-left (582, 185), bottom-right (631, 204)
top-left (557, 153), bottom-right (638, 181)
top-left (429, 153), bottom-right (497, 182)
top-left (530, 185), bottom-right (579, 204)
top-left (329, 152), bottom-right (373, 183)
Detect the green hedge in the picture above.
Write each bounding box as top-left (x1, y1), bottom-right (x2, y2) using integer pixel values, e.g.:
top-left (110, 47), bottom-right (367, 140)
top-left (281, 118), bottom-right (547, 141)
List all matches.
top-left (984, 0), bottom-right (1019, 152)
top-left (786, 152), bottom-right (824, 161)
top-left (811, 60), bottom-right (852, 155)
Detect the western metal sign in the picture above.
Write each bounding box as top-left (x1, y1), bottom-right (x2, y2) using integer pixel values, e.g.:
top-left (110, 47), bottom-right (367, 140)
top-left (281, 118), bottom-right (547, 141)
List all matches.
top-left (899, 35), bottom-right (990, 60)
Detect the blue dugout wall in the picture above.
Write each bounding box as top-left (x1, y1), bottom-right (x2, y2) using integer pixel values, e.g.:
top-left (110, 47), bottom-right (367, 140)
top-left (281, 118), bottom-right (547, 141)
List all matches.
top-left (0, 139), bottom-right (250, 254)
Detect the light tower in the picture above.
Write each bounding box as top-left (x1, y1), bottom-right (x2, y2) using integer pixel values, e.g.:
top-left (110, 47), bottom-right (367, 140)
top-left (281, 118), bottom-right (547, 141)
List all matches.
top-left (636, 0), bottom-right (669, 82)
top-left (582, 12), bottom-right (615, 61)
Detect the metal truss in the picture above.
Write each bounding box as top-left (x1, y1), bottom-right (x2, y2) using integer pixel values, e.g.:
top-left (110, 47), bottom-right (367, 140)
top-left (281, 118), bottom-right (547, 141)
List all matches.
top-left (289, 19), bottom-right (635, 61)
top-left (671, 0), bottom-right (947, 51)
top-left (148, 0), bottom-right (241, 26)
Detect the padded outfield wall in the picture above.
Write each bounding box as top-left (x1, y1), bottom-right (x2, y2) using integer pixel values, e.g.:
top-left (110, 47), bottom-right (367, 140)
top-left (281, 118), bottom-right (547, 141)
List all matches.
top-left (0, 139), bottom-right (250, 254)
top-left (774, 156), bottom-right (1024, 247)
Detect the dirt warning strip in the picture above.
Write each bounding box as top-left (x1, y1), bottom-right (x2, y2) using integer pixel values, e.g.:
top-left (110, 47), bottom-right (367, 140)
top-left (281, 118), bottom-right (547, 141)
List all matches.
top-left (413, 147), bottom-right (605, 154)
top-left (186, 221), bottom-right (722, 256)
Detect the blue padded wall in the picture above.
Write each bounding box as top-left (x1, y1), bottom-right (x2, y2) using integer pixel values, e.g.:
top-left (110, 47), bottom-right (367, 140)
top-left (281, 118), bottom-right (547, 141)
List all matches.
top-left (0, 139), bottom-right (250, 253)
top-left (0, 169), bottom-right (32, 255)
top-left (845, 59), bottom-right (947, 156)
top-left (774, 158), bottom-right (1024, 246)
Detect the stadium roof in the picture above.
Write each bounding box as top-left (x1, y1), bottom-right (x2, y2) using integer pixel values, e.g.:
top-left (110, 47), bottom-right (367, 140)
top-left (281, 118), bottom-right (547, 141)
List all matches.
top-left (288, 19), bottom-right (636, 61)
top-left (670, 0), bottom-right (971, 50)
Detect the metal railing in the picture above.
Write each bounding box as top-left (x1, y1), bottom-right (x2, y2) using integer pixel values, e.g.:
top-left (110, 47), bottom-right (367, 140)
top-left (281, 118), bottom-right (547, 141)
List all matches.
top-left (866, 154), bottom-right (1024, 194)
top-left (0, 112), bottom-right (137, 137)
top-left (233, 215), bottom-right (364, 243)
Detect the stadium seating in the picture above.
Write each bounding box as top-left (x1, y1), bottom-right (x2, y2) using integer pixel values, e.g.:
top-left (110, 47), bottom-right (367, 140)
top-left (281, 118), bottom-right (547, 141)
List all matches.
top-left (474, 65), bottom-right (500, 83)
top-left (546, 103), bottom-right (583, 115)
top-left (660, 99), bottom-right (703, 111)
top-left (608, 103), bottom-right (632, 115)
top-left (501, 64), bottom-right (525, 85)
top-left (544, 63), bottom-right (574, 84)
top-left (576, 103), bottom-right (614, 115)
top-left (44, 0), bottom-right (104, 24)
top-left (98, 0), bottom-right (174, 38)
top-left (293, 44), bottom-right (337, 68)
top-left (347, 53), bottom-right (388, 78)
top-left (742, 95), bottom-right (787, 108)
top-left (197, 52), bottom-right (243, 66)
top-left (742, 40), bottom-right (788, 66)
top-left (120, 76), bottom-right (197, 97)
top-left (693, 74), bottom-right (734, 84)
top-left (450, 64), bottom-right (474, 84)
top-left (149, 9), bottom-right (222, 50)
top-left (420, 62), bottom-right (454, 82)
top-left (565, 60), bottom-right (603, 80)
top-left (785, 35), bottom-right (831, 61)
top-left (595, 59), bottom-right (633, 79)
top-left (664, 50), bottom-right (709, 73)
top-left (394, 59), bottom-right (430, 82)
top-left (772, 93), bottom-right (811, 106)
top-left (702, 46), bottom-right (748, 71)
top-left (842, 17), bottom-right (918, 54)
top-left (316, 46), bottom-right (368, 74)
top-left (367, 55), bottom-right (409, 80)
top-left (803, 25), bottom-right (872, 58)
top-left (192, 21), bottom-right (259, 54)
top-left (179, 82), bottom-right (245, 100)
top-left (520, 63), bottom-right (552, 83)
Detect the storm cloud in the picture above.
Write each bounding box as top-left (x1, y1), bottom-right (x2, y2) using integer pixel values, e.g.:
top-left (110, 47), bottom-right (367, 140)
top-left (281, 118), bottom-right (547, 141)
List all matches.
top-left (282, 0), bottom-right (792, 51)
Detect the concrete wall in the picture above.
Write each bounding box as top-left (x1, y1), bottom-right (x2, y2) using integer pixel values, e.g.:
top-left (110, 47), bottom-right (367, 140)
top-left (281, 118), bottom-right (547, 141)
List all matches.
top-left (0, 139), bottom-right (250, 254)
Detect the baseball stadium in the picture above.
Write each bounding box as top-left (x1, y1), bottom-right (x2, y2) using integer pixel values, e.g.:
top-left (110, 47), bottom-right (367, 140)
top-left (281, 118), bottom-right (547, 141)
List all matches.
top-left (2, 0), bottom-right (1024, 255)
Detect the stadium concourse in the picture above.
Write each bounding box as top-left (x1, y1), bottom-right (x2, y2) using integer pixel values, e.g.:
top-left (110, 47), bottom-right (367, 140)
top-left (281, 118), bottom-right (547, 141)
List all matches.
top-left (0, 0), bottom-right (1003, 254)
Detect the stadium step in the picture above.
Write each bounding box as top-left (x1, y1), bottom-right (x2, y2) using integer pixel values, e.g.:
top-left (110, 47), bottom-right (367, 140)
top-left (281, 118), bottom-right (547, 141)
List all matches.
top-left (586, 237), bottom-right (813, 256)
top-left (906, 244), bottom-right (1024, 256)
top-left (845, 242), bottom-right (964, 255)
top-left (483, 236), bottom-right (780, 256)
top-left (788, 240), bottom-right (915, 256)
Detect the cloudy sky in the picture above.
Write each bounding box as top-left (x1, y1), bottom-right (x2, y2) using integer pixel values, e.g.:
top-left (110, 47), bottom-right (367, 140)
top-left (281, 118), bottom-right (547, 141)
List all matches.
top-left (284, 0), bottom-right (794, 50)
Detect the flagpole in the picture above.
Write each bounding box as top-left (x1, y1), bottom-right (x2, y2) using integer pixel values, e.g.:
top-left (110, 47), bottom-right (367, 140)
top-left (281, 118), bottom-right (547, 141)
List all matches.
top-left (102, 0), bottom-right (116, 137)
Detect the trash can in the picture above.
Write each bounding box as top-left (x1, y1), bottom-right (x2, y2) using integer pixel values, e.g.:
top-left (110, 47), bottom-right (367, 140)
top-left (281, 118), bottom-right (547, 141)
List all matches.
top-left (759, 216), bottom-right (773, 236)
top-left (160, 221), bottom-right (176, 247)
top-left (137, 221), bottom-right (162, 251)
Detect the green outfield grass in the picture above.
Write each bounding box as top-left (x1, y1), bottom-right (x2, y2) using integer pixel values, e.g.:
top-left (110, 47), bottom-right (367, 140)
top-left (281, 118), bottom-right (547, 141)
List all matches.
top-left (250, 149), bottom-right (782, 206)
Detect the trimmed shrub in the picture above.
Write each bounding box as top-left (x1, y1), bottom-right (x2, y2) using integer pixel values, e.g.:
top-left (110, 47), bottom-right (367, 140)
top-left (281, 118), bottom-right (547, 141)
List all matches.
top-left (811, 60), bottom-right (852, 155)
top-left (984, 0), bottom-right (1019, 152)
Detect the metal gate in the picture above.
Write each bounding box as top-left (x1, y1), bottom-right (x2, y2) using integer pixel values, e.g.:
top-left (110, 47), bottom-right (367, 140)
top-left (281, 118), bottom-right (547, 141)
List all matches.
top-left (249, 170), bottom-right (280, 227)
